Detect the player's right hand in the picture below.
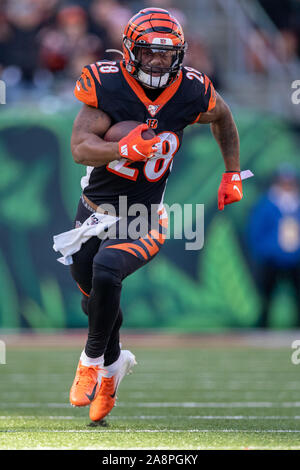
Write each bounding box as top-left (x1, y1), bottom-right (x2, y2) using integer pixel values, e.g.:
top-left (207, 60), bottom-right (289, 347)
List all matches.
top-left (118, 124), bottom-right (161, 161)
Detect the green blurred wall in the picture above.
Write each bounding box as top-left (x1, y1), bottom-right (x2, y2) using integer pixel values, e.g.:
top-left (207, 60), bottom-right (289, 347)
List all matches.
top-left (0, 107), bottom-right (299, 330)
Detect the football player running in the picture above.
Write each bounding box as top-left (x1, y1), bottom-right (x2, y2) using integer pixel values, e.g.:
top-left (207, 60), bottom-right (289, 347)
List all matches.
top-left (61, 8), bottom-right (242, 422)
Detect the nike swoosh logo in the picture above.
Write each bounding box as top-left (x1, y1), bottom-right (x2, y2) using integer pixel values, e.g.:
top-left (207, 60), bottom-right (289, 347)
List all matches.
top-left (85, 382), bottom-right (98, 402)
top-left (233, 185), bottom-right (242, 198)
top-left (110, 380), bottom-right (119, 399)
top-left (132, 145), bottom-right (147, 158)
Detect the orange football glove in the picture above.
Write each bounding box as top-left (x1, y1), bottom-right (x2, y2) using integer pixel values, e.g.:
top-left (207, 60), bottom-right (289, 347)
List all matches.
top-left (118, 124), bottom-right (161, 162)
top-left (218, 171), bottom-right (243, 211)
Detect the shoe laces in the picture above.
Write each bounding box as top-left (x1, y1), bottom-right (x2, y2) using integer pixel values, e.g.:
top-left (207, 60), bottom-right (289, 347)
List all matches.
top-left (99, 376), bottom-right (115, 396)
top-left (76, 365), bottom-right (103, 386)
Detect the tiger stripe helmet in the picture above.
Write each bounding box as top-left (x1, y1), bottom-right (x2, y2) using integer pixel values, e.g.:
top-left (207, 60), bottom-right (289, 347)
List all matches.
top-left (123, 8), bottom-right (187, 89)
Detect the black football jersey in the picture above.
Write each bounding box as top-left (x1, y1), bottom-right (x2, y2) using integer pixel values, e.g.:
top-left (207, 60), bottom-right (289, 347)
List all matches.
top-left (74, 60), bottom-right (216, 212)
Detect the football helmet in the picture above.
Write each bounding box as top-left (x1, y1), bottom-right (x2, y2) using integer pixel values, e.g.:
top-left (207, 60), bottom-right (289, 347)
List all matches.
top-left (122, 8), bottom-right (187, 89)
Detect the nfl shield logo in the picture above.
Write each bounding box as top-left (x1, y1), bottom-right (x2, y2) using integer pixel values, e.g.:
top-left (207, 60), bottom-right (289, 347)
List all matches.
top-left (148, 104), bottom-right (160, 117)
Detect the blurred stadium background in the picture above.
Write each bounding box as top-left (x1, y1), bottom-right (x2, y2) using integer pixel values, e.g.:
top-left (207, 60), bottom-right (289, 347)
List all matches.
top-left (1, 0), bottom-right (300, 331)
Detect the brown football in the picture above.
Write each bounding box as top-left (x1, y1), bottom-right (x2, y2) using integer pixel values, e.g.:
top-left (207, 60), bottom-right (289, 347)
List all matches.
top-left (103, 121), bottom-right (156, 142)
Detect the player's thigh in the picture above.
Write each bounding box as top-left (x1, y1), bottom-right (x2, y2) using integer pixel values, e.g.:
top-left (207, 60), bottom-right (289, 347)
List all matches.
top-left (70, 200), bottom-right (101, 294)
top-left (95, 232), bottom-right (164, 280)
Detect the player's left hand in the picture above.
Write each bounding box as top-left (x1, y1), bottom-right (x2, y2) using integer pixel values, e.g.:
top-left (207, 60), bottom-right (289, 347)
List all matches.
top-left (218, 171), bottom-right (243, 211)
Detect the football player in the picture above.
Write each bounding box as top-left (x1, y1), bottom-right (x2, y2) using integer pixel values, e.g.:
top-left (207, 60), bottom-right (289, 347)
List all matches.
top-left (65, 8), bottom-right (242, 422)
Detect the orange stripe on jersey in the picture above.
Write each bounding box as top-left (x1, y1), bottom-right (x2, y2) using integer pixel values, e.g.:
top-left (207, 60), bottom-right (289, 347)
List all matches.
top-left (90, 63), bottom-right (101, 85)
top-left (203, 74), bottom-right (216, 111)
top-left (204, 75), bottom-right (210, 94)
top-left (120, 61), bottom-right (182, 116)
top-left (207, 84), bottom-right (217, 111)
top-left (74, 67), bottom-right (98, 108)
top-left (191, 77), bottom-right (216, 119)
top-left (191, 112), bottom-right (202, 124)
top-left (76, 283), bottom-right (90, 297)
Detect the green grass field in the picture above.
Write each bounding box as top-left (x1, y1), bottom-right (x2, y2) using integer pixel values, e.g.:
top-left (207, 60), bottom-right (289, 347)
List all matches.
top-left (1, 337), bottom-right (300, 449)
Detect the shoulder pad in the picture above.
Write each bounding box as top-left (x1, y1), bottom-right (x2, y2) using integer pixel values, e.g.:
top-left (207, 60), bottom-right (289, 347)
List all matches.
top-left (74, 62), bottom-right (122, 107)
top-left (202, 73), bottom-right (216, 112)
top-left (182, 66), bottom-right (216, 113)
top-left (74, 64), bottom-right (101, 108)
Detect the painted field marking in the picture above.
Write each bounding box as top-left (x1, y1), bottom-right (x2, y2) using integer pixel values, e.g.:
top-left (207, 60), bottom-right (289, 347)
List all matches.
top-left (1, 429), bottom-right (300, 433)
top-left (1, 415), bottom-right (300, 420)
top-left (2, 401), bottom-right (300, 408)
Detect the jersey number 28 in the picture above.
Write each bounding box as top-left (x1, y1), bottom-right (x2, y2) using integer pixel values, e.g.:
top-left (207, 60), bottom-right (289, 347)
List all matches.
top-left (106, 132), bottom-right (179, 182)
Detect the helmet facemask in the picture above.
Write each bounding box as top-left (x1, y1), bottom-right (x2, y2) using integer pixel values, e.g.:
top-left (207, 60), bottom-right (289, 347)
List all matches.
top-left (132, 42), bottom-right (183, 88)
top-left (123, 37), bottom-right (186, 89)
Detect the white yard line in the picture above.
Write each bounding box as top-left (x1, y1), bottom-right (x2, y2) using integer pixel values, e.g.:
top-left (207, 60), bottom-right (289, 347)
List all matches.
top-left (1, 415), bottom-right (300, 420)
top-left (2, 429), bottom-right (300, 433)
top-left (133, 402), bottom-right (300, 408)
top-left (2, 401), bottom-right (300, 408)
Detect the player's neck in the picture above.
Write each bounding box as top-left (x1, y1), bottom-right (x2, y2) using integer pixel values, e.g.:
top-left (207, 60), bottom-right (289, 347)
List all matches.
top-left (142, 86), bottom-right (164, 100)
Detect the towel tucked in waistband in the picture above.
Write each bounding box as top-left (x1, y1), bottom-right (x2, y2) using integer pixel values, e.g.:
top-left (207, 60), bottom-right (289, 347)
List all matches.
top-left (53, 212), bottom-right (120, 265)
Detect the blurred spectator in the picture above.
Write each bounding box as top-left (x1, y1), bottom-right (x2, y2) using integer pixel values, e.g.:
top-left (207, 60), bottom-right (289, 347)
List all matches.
top-left (247, 27), bottom-right (299, 73)
top-left (0, 0), bottom-right (49, 82)
top-left (247, 165), bottom-right (300, 328)
top-left (258, 0), bottom-right (293, 30)
top-left (247, 29), bottom-right (273, 74)
top-left (0, 0), bottom-right (222, 98)
top-left (89, 0), bottom-right (132, 51)
top-left (275, 29), bottom-right (299, 66)
top-left (39, 5), bottom-right (103, 80)
top-left (184, 35), bottom-right (220, 89)
top-left (1, 0), bottom-right (296, 99)
top-left (255, 0), bottom-right (300, 66)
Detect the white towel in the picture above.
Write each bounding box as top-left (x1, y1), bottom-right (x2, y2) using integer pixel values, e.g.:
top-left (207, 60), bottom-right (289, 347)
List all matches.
top-left (241, 170), bottom-right (254, 180)
top-left (53, 212), bottom-right (120, 265)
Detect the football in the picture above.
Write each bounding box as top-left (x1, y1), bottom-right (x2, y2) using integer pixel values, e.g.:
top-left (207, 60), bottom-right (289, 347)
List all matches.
top-left (103, 121), bottom-right (156, 142)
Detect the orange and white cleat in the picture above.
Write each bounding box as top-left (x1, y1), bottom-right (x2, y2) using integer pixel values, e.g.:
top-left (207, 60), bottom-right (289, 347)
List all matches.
top-left (89, 350), bottom-right (136, 422)
top-left (69, 361), bottom-right (102, 407)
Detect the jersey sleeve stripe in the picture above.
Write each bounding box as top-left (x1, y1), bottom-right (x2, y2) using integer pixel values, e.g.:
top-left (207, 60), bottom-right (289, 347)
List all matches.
top-left (90, 63), bottom-right (101, 85)
top-left (207, 84), bottom-right (217, 111)
top-left (204, 75), bottom-right (210, 94)
top-left (191, 112), bottom-right (202, 125)
top-left (74, 66), bottom-right (98, 108)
